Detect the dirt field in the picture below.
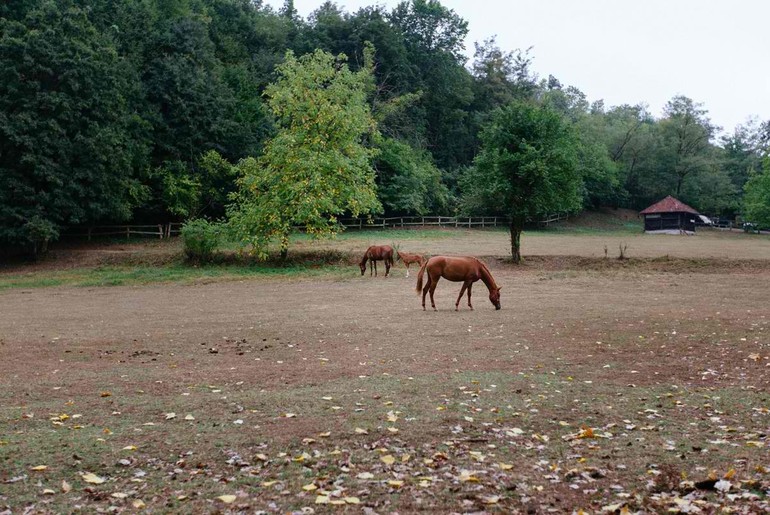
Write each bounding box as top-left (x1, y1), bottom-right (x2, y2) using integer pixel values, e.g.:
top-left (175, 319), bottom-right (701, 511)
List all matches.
top-left (2, 230), bottom-right (770, 514)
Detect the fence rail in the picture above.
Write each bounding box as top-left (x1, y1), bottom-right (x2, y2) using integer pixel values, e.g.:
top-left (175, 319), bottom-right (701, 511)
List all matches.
top-left (61, 215), bottom-right (569, 240)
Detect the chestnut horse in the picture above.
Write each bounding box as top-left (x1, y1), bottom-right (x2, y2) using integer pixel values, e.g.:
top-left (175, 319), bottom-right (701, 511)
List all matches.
top-left (359, 245), bottom-right (394, 277)
top-left (415, 256), bottom-right (501, 311)
top-left (396, 250), bottom-right (424, 278)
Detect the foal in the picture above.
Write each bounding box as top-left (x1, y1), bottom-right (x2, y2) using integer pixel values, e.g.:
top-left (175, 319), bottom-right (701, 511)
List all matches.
top-left (396, 250), bottom-right (424, 278)
top-left (359, 245), bottom-right (394, 277)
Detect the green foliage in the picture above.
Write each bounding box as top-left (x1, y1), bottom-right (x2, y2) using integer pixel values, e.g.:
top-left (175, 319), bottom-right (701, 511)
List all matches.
top-left (0, 1), bottom-right (148, 252)
top-left (461, 101), bottom-right (582, 262)
top-left (181, 218), bottom-right (224, 262)
top-left (375, 138), bottom-right (449, 215)
top-left (228, 48), bottom-right (381, 259)
top-left (743, 160), bottom-right (770, 227)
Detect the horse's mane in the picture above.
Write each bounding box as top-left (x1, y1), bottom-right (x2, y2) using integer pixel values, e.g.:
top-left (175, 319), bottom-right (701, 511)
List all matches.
top-left (476, 258), bottom-right (497, 288)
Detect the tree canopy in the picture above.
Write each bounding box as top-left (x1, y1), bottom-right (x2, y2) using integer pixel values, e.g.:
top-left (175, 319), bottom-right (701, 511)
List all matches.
top-left (0, 0), bottom-right (766, 255)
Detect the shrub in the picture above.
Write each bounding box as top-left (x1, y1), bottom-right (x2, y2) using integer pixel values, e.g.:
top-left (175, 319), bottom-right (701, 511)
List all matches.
top-left (181, 219), bottom-right (223, 263)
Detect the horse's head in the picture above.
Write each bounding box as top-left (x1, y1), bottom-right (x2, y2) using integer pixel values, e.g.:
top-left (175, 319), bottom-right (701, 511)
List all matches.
top-left (359, 261), bottom-right (367, 275)
top-left (489, 286), bottom-right (502, 310)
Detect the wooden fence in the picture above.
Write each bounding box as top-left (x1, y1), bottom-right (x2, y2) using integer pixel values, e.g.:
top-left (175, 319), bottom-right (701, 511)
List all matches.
top-left (62, 215), bottom-right (568, 240)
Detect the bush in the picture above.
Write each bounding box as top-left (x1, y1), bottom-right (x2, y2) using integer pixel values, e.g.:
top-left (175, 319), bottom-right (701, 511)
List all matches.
top-left (181, 219), bottom-right (223, 263)
top-left (24, 216), bottom-right (60, 257)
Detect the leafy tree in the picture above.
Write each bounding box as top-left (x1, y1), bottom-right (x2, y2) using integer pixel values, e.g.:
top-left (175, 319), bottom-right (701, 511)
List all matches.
top-left (743, 159), bottom-right (770, 227)
top-left (0, 1), bottom-right (148, 252)
top-left (228, 48), bottom-right (381, 259)
top-left (461, 101), bottom-right (582, 263)
top-left (375, 138), bottom-right (449, 215)
top-left (659, 95), bottom-right (718, 196)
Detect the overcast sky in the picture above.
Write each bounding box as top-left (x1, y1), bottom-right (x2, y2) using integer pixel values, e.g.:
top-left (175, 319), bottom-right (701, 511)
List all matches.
top-left (266, 0), bottom-right (769, 134)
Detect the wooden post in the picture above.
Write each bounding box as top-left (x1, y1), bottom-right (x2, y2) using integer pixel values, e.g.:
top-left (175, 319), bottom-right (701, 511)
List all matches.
top-left (158, 224), bottom-right (163, 239)
top-left (126, 226), bottom-right (130, 240)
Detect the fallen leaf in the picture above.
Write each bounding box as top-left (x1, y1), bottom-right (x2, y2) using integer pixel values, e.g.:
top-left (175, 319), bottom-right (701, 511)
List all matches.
top-left (498, 463), bottom-right (514, 471)
top-left (315, 495), bottom-right (330, 504)
top-left (81, 472), bottom-right (106, 485)
top-left (302, 484), bottom-right (318, 491)
top-left (354, 427), bottom-right (368, 435)
top-left (100, 392), bottom-right (112, 398)
top-left (318, 431), bottom-right (331, 437)
top-left (61, 480), bottom-right (71, 493)
top-left (164, 413), bottom-right (176, 420)
top-left (184, 414), bottom-right (195, 421)
top-left (380, 455), bottom-right (396, 466)
top-left (42, 489), bottom-right (55, 495)
top-left (30, 465), bottom-right (48, 471)
top-left (480, 495), bottom-right (500, 504)
top-left (344, 497), bottom-right (360, 504)
top-left (357, 472), bottom-right (374, 480)
top-left (122, 445), bottom-right (137, 451)
top-left (387, 480), bottom-right (404, 487)
top-left (217, 495), bottom-right (237, 503)
top-left (387, 427), bottom-right (399, 434)
top-left (111, 492), bottom-right (128, 499)
top-left (132, 499), bottom-right (146, 509)
top-left (282, 413), bottom-right (296, 418)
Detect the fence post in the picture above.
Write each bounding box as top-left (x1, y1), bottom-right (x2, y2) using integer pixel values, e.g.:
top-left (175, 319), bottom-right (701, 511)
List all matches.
top-left (87, 227), bottom-right (92, 242)
top-left (158, 224), bottom-right (163, 239)
top-left (126, 226), bottom-right (130, 240)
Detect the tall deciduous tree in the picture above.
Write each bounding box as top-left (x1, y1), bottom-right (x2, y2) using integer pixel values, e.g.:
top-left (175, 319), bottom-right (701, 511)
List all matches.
top-left (461, 101), bottom-right (582, 263)
top-left (659, 95), bottom-right (718, 196)
top-left (0, 1), bottom-right (148, 253)
top-left (229, 48), bottom-right (381, 259)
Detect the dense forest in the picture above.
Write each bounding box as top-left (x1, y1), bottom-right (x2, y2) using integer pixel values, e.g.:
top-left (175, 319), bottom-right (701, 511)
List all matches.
top-left (2, 0), bottom-right (769, 254)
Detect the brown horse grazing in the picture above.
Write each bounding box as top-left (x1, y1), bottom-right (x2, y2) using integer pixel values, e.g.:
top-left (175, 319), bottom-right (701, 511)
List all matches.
top-left (396, 250), bottom-right (424, 278)
top-left (359, 245), bottom-right (394, 277)
top-left (415, 256), bottom-right (501, 311)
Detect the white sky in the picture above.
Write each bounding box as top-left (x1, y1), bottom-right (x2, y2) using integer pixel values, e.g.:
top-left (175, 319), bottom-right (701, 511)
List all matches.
top-left (267, 0), bottom-right (770, 133)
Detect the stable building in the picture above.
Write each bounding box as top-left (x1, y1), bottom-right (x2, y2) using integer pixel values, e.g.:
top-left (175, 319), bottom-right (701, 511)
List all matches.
top-left (640, 196), bottom-right (700, 234)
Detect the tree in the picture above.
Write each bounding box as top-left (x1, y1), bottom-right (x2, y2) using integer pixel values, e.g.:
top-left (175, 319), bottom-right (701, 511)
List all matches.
top-left (659, 96), bottom-right (718, 196)
top-left (0, 1), bottom-right (148, 253)
top-left (461, 101), bottom-right (582, 263)
top-left (743, 160), bottom-right (770, 227)
top-left (228, 48), bottom-right (381, 259)
top-left (375, 138), bottom-right (449, 215)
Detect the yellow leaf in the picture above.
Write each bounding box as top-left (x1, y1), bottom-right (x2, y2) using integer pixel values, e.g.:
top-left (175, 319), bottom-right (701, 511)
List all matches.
top-left (111, 492), bottom-right (128, 499)
top-left (42, 489), bottom-right (55, 495)
top-left (724, 468), bottom-right (737, 479)
top-left (459, 471), bottom-right (480, 483)
top-left (123, 445), bottom-right (137, 451)
top-left (81, 472), bottom-right (106, 484)
top-left (356, 472), bottom-right (374, 480)
top-left (100, 392), bottom-right (112, 398)
top-left (256, 453), bottom-right (269, 461)
top-left (318, 431), bottom-right (331, 437)
top-left (387, 427), bottom-right (399, 434)
top-left (464, 416), bottom-right (474, 422)
top-left (344, 497), bottom-right (360, 504)
top-left (480, 495), bottom-right (500, 504)
top-left (498, 463), bottom-right (514, 471)
top-left (401, 454), bottom-right (411, 463)
top-left (31, 465), bottom-right (48, 471)
top-left (61, 480), bottom-right (71, 493)
top-left (578, 426), bottom-right (595, 439)
top-left (262, 481), bottom-right (278, 487)
top-left (132, 499), bottom-right (146, 509)
top-left (217, 495), bottom-right (236, 503)
top-left (380, 455), bottom-right (396, 465)
top-left (315, 495), bottom-right (330, 504)
top-left (387, 480), bottom-right (404, 487)
top-left (302, 484), bottom-right (318, 491)
top-left (322, 396), bottom-right (333, 401)
top-left (354, 427), bottom-right (368, 434)
top-left (184, 414), bottom-right (195, 421)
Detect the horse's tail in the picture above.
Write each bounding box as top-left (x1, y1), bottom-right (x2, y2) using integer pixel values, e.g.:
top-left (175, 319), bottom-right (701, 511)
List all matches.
top-left (415, 259), bottom-right (429, 294)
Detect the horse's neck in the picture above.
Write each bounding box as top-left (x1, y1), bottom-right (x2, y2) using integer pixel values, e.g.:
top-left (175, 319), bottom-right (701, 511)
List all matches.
top-left (479, 264), bottom-right (497, 292)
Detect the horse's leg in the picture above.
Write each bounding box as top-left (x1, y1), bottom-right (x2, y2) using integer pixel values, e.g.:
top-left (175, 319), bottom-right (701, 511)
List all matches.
top-left (467, 282), bottom-right (473, 310)
top-left (405, 263), bottom-right (410, 278)
top-left (455, 282), bottom-right (469, 311)
top-left (429, 275), bottom-right (439, 311)
top-left (374, 259), bottom-right (378, 277)
top-left (385, 257), bottom-right (390, 277)
top-left (422, 276), bottom-right (431, 311)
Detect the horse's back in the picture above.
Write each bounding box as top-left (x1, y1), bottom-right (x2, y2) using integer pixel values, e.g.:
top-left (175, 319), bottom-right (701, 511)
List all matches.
top-left (427, 255), bottom-right (481, 282)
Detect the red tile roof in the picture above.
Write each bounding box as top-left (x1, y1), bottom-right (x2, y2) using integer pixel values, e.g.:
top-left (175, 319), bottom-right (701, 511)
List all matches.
top-left (640, 195), bottom-right (699, 215)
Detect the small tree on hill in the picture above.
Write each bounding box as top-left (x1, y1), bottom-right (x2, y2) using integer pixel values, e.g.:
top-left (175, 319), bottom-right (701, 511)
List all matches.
top-left (461, 101), bottom-right (582, 263)
top-left (229, 47), bottom-right (382, 259)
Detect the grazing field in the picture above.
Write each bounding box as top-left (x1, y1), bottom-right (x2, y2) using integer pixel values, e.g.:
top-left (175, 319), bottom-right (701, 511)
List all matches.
top-left (1, 228), bottom-right (769, 513)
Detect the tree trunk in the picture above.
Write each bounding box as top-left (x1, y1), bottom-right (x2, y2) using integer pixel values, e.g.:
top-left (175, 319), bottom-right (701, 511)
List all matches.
top-left (509, 218), bottom-right (523, 264)
top-left (280, 232), bottom-right (289, 260)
